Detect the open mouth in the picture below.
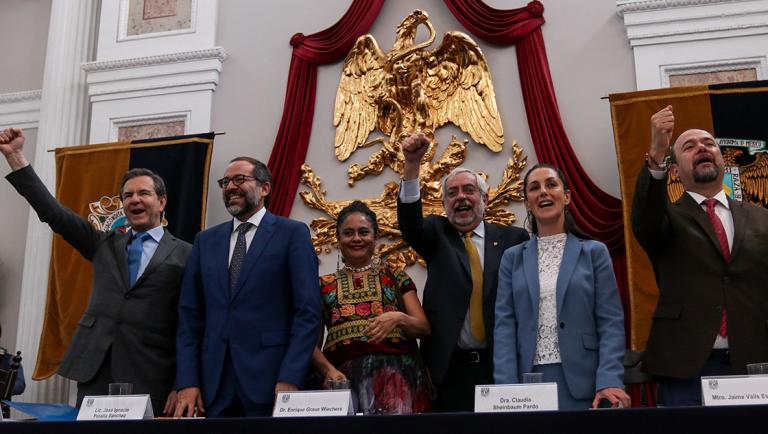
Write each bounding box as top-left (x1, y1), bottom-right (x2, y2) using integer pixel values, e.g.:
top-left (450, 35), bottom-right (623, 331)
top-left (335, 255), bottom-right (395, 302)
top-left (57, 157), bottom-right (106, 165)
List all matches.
top-left (127, 208), bottom-right (146, 217)
top-left (454, 202), bottom-right (473, 213)
top-left (226, 192), bottom-right (244, 203)
top-left (694, 154), bottom-right (714, 168)
top-left (538, 200), bottom-right (554, 208)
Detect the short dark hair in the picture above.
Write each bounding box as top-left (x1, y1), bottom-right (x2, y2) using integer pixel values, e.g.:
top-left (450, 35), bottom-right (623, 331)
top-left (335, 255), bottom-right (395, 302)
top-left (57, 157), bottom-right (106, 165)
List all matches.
top-left (522, 163), bottom-right (589, 238)
top-left (229, 157), bottom-right (272, 207)
top-left (119, 168), bottom-right (167, 199)
top-left (336, 200), bottom-right (378, 237)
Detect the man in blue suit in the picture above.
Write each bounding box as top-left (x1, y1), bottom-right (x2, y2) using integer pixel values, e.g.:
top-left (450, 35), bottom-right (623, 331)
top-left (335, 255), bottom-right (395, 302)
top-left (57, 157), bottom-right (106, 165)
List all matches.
top-left (174, 157), bottom-right (321, 417)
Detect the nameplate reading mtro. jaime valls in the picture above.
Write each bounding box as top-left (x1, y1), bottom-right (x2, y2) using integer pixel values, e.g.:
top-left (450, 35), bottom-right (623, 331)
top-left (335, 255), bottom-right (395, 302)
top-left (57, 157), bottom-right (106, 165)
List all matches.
top-left (76, 395), bottom-right (153, 420)
top-left (474, 384), bottom-right (559, 412)
top-left (701, 375), bottom-right (768, 406)
top-left (273, 390), bottom-right (353, 417)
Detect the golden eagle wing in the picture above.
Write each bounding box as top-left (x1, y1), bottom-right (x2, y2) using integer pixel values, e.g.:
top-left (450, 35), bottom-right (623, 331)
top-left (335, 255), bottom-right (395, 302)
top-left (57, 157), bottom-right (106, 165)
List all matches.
top-left (425, 32), bottom-right (503, 152)
top-left (739, 152), bottom-right (768, 206)
top-left (333, 35), bottom-right (387, 161)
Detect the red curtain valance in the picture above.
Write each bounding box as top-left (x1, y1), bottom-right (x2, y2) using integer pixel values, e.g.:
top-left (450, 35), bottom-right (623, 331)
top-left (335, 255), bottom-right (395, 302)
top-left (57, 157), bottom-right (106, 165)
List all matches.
top-left (267, 0), bottom-right (384, 215)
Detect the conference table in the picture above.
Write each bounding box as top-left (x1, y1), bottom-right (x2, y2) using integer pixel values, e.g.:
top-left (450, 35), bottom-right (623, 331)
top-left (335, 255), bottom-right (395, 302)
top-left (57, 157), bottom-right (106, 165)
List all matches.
top-left (0, 404), bottom-right (763, 434)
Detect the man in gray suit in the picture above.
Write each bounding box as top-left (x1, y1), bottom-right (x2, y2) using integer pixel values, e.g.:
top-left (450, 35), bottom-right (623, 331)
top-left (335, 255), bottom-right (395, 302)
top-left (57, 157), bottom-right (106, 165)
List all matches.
top-left (0, 127), bottom-right (192, 415)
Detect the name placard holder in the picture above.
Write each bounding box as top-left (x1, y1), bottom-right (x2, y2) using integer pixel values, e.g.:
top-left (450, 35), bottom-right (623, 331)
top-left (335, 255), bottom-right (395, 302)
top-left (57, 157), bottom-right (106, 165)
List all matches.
top-left (701, 375), bottom-right (768, 406)
top-left (274, 390), bottom-right (353, 417)
top-left (76, 395), bottom-right (153, 420)
top-left (474, 383), bottom-right (558, 412)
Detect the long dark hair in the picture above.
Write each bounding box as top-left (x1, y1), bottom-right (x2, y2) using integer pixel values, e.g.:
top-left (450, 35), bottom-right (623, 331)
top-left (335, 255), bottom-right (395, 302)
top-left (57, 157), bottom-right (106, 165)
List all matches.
top-left (522, 164), bottom-right (590, 239)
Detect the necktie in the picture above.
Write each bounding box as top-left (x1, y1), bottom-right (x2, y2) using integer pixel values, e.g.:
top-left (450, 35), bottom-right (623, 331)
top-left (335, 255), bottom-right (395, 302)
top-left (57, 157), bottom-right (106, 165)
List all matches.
top-left (463, 231), bottom-right (485, 342)
top-left (127, 232), bottom-right (150, 287)
top-left (229, 222), bottom-right (253, 295)
top-left (703, 198), bottom-right (729, 337)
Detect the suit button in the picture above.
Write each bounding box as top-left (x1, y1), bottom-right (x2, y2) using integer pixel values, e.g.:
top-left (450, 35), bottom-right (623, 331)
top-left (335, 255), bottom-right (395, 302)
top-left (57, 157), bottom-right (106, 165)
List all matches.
top-left (124, 294), bottom-right (130, 299)
top-left (559, 322), bottom-right (565, 329)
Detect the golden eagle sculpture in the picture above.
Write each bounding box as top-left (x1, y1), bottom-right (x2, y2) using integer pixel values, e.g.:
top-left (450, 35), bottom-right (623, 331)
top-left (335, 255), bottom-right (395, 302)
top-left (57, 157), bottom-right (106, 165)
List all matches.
top-left (333, 9), bottom-right (504, 185)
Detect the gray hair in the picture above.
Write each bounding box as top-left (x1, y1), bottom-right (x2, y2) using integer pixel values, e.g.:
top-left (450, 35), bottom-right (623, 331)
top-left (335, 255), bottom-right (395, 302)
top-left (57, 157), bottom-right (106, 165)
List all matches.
top-left (442, 167), bottom-right (488, 206)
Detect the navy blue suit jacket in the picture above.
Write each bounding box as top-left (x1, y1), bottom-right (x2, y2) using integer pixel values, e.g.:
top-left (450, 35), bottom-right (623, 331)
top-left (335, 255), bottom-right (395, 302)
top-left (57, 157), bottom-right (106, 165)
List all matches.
top-left (175, 211), bottom-right (321, 405)
top-left (493, 234), bottom-right (625, 399)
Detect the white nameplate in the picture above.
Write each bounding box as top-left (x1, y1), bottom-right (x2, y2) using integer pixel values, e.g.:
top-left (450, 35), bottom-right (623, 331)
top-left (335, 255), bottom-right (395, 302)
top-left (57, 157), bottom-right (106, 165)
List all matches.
top-left (475, 383), bottom-right (558, 412)
top-left (77, 395), bottom-right (153, 420)
top-left (701, 375), bottom-right (768, 406)
top-left (273, 390), bottom-right (353, 417)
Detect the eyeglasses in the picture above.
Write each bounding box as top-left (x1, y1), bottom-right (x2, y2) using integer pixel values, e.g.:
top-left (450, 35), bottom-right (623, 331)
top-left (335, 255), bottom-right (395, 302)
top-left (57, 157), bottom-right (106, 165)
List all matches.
top-left (217, 174), bottom-right (256, 189)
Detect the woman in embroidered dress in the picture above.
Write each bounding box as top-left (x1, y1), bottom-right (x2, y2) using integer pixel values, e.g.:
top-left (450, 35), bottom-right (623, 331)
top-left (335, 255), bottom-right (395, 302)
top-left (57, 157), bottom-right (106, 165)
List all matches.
top-left (312, 200), bottom-right (433, 414)
top-left (493, 164), bottom-right (630, 410)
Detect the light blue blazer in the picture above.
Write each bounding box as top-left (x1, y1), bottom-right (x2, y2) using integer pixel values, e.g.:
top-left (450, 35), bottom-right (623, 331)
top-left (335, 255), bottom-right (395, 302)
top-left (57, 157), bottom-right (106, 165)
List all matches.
top-left (493, 233), bottom-right (625, 399)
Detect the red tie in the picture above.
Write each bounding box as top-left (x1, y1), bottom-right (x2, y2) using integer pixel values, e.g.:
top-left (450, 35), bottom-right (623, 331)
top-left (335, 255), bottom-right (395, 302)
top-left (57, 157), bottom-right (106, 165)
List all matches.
top-left (703, 198), bottom-right (729, 337)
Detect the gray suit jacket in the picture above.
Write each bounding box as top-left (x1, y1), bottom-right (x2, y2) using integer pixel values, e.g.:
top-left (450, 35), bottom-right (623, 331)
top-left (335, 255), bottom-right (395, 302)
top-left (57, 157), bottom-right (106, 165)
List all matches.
top-left (7, 165), bottom-right (191, 407)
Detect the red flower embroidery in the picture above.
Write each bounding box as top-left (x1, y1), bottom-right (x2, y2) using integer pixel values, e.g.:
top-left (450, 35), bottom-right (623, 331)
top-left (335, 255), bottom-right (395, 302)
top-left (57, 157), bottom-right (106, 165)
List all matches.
top-left (321, 283), bottom-right (336, 294)
top-left (340, 304), bottom-right (355, 317)
top-left (356, 303), bottom-right (371, 317)
top-left (383, 305), bottom-right (396, 313)
top-left (380, 274), bottom-right (393, 286)
top-left (371, 301), bottom-right (383, 315)
top-left (331, 308), bottom-right (341, 323)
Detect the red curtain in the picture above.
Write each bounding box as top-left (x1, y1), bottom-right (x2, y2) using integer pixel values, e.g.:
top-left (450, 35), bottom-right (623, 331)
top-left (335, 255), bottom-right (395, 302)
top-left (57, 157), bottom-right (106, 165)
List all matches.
top-left (445, 0), bottom-right (645, 404)
top-left (267, 0), bottom-right (385, 216)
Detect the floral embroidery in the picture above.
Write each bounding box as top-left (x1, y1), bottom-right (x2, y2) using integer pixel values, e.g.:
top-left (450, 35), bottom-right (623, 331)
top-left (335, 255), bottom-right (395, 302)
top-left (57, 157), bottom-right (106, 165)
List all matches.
top-left (340, 304), bottom-right (355, 317)
top-left (320, 264), bottom-right (414, 350)
top-left (371, 301), bottom-right (383, 315)
top-left (356, 302), bottom-right (371, 317)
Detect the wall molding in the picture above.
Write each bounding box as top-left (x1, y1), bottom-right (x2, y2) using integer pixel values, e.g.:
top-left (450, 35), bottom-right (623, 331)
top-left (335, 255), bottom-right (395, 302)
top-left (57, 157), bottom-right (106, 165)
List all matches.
top-left (617, 0), bottom-right (749, 15)
top-left (83, 47), bottom-right (226, 102)
top-left (82, 47), bottom-right (227, 72)
top-left (618, 0), bottom-right (768, 89)
top-left (0, 89), bottom-right (42, 129)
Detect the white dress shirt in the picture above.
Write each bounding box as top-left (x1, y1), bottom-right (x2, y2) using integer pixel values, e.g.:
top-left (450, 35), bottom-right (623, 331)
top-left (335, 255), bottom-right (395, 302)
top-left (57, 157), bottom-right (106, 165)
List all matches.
top-left (228, 207), bottom-right (266, 265)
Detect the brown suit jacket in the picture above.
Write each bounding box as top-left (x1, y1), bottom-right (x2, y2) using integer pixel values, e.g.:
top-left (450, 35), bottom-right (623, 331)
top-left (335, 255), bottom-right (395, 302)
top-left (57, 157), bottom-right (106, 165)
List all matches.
top-left (632, 167), bottom-right (768, 378)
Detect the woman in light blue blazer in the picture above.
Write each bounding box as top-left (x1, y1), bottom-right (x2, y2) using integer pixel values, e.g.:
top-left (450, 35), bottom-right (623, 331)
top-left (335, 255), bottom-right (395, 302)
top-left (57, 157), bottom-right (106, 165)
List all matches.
top-left (494, 164), bottom-right (630, 410)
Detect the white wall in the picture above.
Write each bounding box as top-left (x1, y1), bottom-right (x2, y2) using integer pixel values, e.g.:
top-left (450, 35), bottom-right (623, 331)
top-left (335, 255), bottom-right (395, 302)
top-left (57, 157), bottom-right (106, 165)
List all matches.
top-left (0, 0), bottom-right (50, 354)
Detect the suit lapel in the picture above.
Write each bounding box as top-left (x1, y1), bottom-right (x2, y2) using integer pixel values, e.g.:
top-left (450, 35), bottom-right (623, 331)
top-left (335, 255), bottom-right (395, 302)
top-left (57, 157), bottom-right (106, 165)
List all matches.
top-left (448, 220), bottom-right (471, 285)
top-left (132, 230), bottom-right (178, 289)
top-left (729, 198), bottom-right (747, 261)
top-left (482, 223), bottom-right (502, 303)
top-left (231, 211), bottom-right (277, 299)
top-left (556, 234), bottom-right (581, 316)
top-left (113, 231), bottom-right (131, 291)
top-left (216, 222), bottom-right (233, 296)
top-left (523, 237), bottom-right (540, 316)
top-left (675, 194), bottom-right (728, 261)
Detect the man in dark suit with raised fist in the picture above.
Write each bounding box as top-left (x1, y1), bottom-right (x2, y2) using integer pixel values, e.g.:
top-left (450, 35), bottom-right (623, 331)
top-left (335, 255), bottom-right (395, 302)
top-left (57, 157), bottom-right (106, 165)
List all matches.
top-left (632, 106), bottom-right (768, 406)
top-left (397, 132), bottom-right (529, 412)
top-left (0, 127), bottom-right (191, 416)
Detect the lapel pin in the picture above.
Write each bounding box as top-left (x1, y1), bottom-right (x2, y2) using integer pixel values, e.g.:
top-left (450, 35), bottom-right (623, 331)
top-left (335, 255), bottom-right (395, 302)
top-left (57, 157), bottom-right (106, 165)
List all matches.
top-left (493, 241), bottom-right (498, 246)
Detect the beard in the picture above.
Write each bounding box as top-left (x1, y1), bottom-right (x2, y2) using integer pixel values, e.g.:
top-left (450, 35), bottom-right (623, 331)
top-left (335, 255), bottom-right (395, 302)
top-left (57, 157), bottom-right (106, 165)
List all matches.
top-left (447, 199), bottom-right (486, 228)
top-left (692, 164), bottom-right (720, 183)
top-left (225, 188), bottom-right (258, 218)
